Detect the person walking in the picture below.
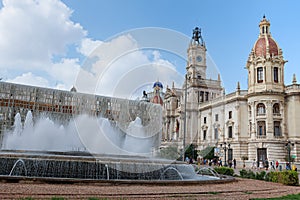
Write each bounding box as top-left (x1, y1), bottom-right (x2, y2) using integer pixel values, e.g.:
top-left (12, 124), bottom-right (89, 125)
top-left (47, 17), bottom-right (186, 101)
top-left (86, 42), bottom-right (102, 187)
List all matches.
top-left (219, 158), bottom-right (222, 167)
top-left (271, 160), bottom-right (275, 170)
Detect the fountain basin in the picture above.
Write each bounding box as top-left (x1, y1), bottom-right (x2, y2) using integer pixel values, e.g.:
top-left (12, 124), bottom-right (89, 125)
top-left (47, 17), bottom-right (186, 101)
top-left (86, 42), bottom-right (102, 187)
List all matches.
top-left (0, 150), bottom-right (235, 184)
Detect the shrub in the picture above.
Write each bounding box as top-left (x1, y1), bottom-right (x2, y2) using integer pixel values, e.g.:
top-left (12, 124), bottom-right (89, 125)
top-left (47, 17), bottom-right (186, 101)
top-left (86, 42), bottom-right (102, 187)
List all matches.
top-left (265, 171), bottom-right (299, 186)
top-left (265, 171), bottom-right (279, 182)
top-left (214, 166), bottom-right (234, 176)
top-left (280, 170), bottom-right (299, 186)
top-left (239, 169), bottom-right (255, 179)
top-left (255, 170), bottom-right (266, 180)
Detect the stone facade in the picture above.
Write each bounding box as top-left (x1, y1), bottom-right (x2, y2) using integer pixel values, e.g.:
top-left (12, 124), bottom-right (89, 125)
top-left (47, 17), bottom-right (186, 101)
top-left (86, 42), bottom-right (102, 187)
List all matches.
top-left (163, 17), bottom-right (300, 163)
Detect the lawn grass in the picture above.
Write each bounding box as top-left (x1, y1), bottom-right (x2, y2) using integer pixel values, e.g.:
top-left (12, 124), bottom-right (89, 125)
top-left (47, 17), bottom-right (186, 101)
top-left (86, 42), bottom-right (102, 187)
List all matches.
top-left (252, 193), bottom-right (300, 200)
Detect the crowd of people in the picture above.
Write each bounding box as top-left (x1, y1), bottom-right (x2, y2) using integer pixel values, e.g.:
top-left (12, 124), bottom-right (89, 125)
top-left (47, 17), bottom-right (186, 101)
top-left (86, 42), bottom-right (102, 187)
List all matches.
top-left (186, 156), bottom-right (297, 172)
top-left (250, 158), bottom-right (297, 171)
top-left (187, 156), bottom-right (237, 169)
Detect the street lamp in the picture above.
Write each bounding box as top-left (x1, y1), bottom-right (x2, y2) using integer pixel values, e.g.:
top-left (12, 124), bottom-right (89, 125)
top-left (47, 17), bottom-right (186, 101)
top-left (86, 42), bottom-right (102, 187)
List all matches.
top-left (182, 74), bottom-right (188, 162)
top-left (285, 140), bottom-right (294, 169)
top-left (220, 142), bottom-right (230, 167)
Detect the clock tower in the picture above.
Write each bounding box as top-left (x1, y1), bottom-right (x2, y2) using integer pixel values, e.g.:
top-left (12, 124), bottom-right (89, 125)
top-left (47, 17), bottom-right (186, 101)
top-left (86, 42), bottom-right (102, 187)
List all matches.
top-left (186, 27), bottom-right (207, 85)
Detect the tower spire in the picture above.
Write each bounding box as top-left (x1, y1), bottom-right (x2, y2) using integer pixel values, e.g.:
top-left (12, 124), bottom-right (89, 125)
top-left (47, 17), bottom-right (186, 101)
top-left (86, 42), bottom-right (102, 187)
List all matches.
top-left (293, 74), bottom-right (297, 84)
top-left (192, 27), bottom-right (204, 46)
top-left (259, 15), bottom-right (270, 36)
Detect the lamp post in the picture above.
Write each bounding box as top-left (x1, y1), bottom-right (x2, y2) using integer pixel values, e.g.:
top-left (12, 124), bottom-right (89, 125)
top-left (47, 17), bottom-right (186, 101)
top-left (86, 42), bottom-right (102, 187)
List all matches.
top-left (285, 140), bottom-right (294, 169)
top-left (182, 74), bottom-right (188, 162)
top-left (220, 142), bottom-right (230, 167)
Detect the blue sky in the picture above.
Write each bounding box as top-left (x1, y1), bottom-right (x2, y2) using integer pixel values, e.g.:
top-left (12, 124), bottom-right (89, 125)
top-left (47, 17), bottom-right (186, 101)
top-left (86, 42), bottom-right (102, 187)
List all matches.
top-left (0, 0), bottom-right (300, 96)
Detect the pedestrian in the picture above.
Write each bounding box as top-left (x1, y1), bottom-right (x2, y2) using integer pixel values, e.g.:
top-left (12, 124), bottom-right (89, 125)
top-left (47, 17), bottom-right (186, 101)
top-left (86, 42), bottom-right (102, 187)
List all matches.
top-left (271, 160), bottom-right (275, 170)
top-left (233, 158), bottom-right (236, 169)
top-left (228, 159), bottom-right (232, 168)
top-left (189, 156), bottom-right (193, 164)
top-left (219, 158), bottom-right (222, 167)
top-left (275, 160), bottom-right (279, 170)
top-left (286, 162), bottom-right (291, 170)
top-left (185, 156), bottom-right (189, 163)
top-left (251, 159), bottom-right (256, 169)
top-left (265, 158), bottom-right (269, 170)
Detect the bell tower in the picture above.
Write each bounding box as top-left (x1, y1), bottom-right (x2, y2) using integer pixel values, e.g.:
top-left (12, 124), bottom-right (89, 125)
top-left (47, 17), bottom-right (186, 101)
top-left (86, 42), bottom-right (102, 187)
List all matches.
top-left (246, 16), bottom-right (287, 143)
top-left (186, 27), bottom-right (207, 85)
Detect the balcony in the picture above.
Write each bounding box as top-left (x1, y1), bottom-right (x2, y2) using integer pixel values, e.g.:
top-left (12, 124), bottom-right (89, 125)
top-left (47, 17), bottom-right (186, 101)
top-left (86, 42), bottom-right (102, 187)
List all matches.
top-left (257, 135), bottom-right (266, 139)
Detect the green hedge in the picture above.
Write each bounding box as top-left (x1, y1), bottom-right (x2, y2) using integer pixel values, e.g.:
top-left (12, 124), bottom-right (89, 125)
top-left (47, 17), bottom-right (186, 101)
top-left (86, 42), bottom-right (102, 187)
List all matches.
top-left (239, 169), bottom-right (256, 179)
top-left (266, 170), bottom-right (299, 186)
top-left (242, 169), bottom-right (299, 186)
top-left (214, 167), bottom-right (234, 176)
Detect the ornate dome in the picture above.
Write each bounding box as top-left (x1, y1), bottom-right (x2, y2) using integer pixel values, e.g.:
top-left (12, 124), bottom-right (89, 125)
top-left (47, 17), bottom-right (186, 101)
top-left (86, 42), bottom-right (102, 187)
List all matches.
top-left (153, 81), bottom-right (163, 89)
top-left (254, 36), bottom-right (279, 57)
top-left (70, 86), bottom-right (77, 92)
top-left (253, 16), bottom-right (279, 57)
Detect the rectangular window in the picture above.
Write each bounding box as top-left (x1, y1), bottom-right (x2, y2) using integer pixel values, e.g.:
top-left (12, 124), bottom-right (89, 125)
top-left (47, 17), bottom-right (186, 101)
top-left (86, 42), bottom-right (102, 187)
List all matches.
top-left (274, 67), bottom-right (278, 83)
top-left (257, 67), bottom-right (264, 83)
top-left (214, 128), bottom-right (218, 140)
top-left (274, 121), bottom-right (281, 137)
top-left (215, 114), bottom-right (218, 121)
top-left (204, 117), bottom-right (207, 124)
top-left (257, 121), bottom-right (266, 137)
top-left (205, 92), bottom-right (209, 101)
top-left (200, 91), bottom-right (204, 102)
top-left (203, 130), bottom-right (207, 140)
top-left (228, 126), bottom-right (233, 138)
top-left (229, 111), bottom-right (232, 119)
top-left (228, 149), bottom-right (233, 161)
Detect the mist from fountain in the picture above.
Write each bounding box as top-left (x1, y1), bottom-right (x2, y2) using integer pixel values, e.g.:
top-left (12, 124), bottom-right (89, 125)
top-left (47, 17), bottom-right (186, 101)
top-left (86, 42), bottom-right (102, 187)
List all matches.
top-left (1, 111), bottom-right (157, 156)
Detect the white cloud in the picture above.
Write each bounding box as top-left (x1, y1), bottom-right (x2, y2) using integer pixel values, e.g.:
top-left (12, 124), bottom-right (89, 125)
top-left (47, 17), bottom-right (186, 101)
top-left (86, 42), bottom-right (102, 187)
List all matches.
top-left (75, 34), bottom-right (183, 98)
top-left (0, 0), bottom-right (86, 69)
top-left (77, 38), bottom-right (103, 56)
top-left (7, 72), bottom-right (49, 88)
top-left (0, 1), bottom-right (184, 98)
top-left (48, 58), bottom-right (80, 90)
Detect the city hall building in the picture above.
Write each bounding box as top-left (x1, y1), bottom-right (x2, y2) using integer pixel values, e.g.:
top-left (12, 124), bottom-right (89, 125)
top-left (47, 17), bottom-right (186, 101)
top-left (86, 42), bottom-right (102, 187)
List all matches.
top-left (0, 16), bottom-right (299, 164)
top-left (162, 17), bottom-right (300, 164)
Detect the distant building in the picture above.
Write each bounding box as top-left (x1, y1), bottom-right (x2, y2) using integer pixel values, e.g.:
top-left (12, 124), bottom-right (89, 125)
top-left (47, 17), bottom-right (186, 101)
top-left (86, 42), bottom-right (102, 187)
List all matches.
top-left (161, 16), bottom-right (300, 163)
top-left (0, 83), bottom-right (162, 143)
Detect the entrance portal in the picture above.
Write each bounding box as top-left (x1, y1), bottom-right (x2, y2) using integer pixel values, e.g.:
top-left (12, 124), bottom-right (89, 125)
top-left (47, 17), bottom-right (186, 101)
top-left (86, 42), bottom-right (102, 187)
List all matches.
top-left (257, 148), bottom-right (267, 168)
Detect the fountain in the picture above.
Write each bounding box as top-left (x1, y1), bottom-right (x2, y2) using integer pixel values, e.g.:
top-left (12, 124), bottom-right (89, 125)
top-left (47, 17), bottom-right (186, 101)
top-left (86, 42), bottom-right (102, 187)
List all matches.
top-left (0, 110), bottom-right (233, 184)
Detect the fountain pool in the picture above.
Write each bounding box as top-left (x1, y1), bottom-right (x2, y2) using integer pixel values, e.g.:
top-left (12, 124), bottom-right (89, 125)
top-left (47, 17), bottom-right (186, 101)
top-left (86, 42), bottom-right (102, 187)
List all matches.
top-left (0, 111), bottom-right (234, 184)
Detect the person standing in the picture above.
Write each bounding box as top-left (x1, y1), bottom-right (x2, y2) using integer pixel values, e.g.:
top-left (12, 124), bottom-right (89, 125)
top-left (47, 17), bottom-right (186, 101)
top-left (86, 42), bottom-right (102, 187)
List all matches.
top-left (251, 159), bottom-right (256, 169)
top-left (275, 160), bottom-right (279, 170)
top-left (265, 158), bottom-right (269, 170)
top-left (233, 158), bottom-right (236, 169)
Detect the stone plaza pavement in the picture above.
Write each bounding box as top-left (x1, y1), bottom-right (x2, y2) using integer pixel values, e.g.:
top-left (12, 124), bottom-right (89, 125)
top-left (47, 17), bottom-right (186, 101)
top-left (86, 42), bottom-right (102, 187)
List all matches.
top-left (0, 177), bottom-right (299, 200)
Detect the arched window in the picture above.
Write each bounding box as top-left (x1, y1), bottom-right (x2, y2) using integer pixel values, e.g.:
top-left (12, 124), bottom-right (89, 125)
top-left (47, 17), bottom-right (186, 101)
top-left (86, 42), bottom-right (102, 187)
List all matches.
top-left (257, 103), bottom-right (266, 115)
top-left (273, 103), bottom-right (280, 115)
top-left (257, 67), bottom-right (264, 83)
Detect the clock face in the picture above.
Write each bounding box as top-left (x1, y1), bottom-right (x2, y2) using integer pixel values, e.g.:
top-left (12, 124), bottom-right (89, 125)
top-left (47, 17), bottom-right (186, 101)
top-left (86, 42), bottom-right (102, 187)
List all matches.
top-left (196, 56), bottom-right (202, 62)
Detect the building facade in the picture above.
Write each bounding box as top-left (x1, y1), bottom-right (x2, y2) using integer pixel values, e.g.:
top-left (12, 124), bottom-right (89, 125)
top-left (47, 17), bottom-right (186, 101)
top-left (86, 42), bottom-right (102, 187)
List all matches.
top-left (163, 17), bottom-right (300, 164)
top-left (0, 83), bottom-right (162, 144)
